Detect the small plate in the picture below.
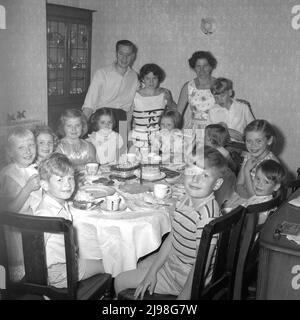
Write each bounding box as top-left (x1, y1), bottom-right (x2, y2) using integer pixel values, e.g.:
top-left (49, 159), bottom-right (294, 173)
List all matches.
top-left (99, 201), bottom-right (127, 212)
top-left (79, 185), bottom-right (115, 199)
top-left (134, 170), bottom-right (166, 182)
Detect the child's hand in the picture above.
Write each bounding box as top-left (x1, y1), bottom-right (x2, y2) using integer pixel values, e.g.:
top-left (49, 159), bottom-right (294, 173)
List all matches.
top-left (26, 174), bottom-right (41, 192)
top-left (134, 272), bottom-right (157, 300)
top-left (244, 157), bottom-right (257, 172)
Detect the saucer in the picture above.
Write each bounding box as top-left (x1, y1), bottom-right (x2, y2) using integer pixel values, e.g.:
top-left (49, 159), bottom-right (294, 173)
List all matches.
top-left (134, 170), bottom-right (166, 182)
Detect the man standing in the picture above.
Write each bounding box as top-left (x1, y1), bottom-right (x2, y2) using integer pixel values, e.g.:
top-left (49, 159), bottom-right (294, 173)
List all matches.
top-left (82, 40), bottom-right (139, 133)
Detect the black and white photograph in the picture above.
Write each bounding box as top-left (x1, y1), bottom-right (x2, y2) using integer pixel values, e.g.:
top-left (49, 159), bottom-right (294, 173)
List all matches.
top-left (0, 0), bottom-right (300, 306)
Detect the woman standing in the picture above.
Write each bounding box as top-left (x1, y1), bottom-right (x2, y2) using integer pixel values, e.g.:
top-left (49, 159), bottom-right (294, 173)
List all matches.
top-left (177, 51), bottom-right (217, 130)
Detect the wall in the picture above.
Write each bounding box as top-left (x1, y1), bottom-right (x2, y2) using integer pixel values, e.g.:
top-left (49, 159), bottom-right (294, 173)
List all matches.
top-left (0, 0), bottom-right (299, 173)
top-left (0, 0), bottom-right (47, 126)
top-left (81, 0), bottom-right (300, 174)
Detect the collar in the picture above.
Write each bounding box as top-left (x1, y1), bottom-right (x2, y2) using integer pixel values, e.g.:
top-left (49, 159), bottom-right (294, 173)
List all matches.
top-left (42, 193), bottom-right (73, 221)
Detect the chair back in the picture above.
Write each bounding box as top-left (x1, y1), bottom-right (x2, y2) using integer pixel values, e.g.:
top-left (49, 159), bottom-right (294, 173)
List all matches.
top-left (235, 98), bottom-right (255, 119)
top-left (233, 195), bottom-right (283, 300)
top-left (281, 179), bottom-right (300, 202)
top-left (0, 211), bottom-right (78, 300)
top-left (191, 205), bottom-right (245, 300)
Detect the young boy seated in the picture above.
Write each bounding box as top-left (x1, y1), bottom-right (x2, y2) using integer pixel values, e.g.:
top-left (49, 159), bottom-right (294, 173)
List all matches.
top-left (35, 153), bottom-right (104, 288)
top-left (242, 159), bottom-right (285, 224)
top-left (114, 146), bottom-right (227, 299)
top-left (221, 159), bottom-right (285, 222)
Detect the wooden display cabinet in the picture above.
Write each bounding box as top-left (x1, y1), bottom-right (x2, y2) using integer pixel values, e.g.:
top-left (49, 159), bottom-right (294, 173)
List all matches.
top-left (46, 4), bottom-right (94, 129)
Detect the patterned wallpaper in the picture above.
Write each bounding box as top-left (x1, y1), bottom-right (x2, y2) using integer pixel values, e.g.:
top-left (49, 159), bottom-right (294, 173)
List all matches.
top-left (83, 0), bottom-right (300, 174)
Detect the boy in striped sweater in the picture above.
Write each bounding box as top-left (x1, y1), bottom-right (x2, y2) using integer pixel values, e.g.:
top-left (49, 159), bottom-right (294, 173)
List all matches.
top-left (114, 146), bottom-right (227, 299)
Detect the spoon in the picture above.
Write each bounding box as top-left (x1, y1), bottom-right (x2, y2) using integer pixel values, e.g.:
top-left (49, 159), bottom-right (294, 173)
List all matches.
top-left (89, 199), bottom-right (104, 210)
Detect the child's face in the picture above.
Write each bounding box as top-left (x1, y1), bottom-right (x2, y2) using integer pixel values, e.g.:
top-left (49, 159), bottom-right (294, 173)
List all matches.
top-left (64, 117), bottom-right (82, 139)
top-left (184, 163), bottom-right (222, 199)
top-left (143, 72), bottom-right (159, 90)
top-left (253, 168), bottom-right (280, 196)
top-left (10, 135), bottom-right (36, 167)
top-left (245, 131), bottom-right (272, 159)
top-left (43, 173), bottom-right (75, 203)
top-left (98, 115), bottom-right (113, 130)
top-left (160, 117), bottom-right (175, 131)
top-left (213, 90), bottom-right (232, 108)
top-left (37, 133), bottom-right (54, 160)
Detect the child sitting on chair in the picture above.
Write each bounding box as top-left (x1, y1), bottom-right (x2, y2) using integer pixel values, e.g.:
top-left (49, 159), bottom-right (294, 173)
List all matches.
top-left (33, 125), bottom-right (58, 165)
top-left (0, 127), bottom-right (42, 214)
top-left (204, 123), bottom-right (238, 174)
top-left (241, 159), bottom-right (285, 224)
top-left (150, 109), bottom-right (184, 165)
top-left (35, 153), bottom-right (104, 288)
top-left (236, 119), bottom-right (280, 199)
top-left (56, 109), bottom-right (96, 171)
top-left (114, 146), bottom-right (227, 300)
top-left (86, 107), bottom-right (123, 165)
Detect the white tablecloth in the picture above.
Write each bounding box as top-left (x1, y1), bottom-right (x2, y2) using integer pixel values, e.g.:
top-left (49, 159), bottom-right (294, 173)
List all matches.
top-left (71, 206), bottom-right (171, 277)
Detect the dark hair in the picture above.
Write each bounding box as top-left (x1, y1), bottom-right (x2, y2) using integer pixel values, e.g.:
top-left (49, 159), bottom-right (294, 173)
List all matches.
top-left (190, 146), bottom-right (228, 178)
top-left (89, 107), bottom-right (116, 132)
top-left (139, 63), bottom-right (166, 83)
top-left (244, 119), bottom-right (277, 147)
top-left (56, 109), bottom-right (88, 139)
top-left (188, 51), bottom-right (217, 70)
top-left (256, 159), bottom-right (286, 185)
top-left (39, 152), bottom-right (74, 181)
top-left (116, 40), bottom-right (137, 55)
top-left (32, 125), bottom-right (59, 149)
top-left (205, 124), bottom-right (230, 147)
top-left (160, 109), bottom-right (183, 129)
top-left (211, 77), bottom-right (234, 96)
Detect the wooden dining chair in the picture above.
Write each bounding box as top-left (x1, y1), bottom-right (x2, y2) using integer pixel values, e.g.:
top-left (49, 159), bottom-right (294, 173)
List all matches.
top-left (118, 205), bottom-right (245, 300)
top-left (235, 98), bottom-right (255, 119)
top-left (233, 195), bottom-right (283, 300)
top-left (0, 211), bottom-right (112, 300)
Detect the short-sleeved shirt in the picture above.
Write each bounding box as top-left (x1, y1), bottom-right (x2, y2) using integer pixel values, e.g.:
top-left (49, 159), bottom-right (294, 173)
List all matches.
top-left (82, 64), bottom-right (139, 113)
top-left (155, 194), bottom-right (219, 295)
top-left (209, 99), bottom-right (254, 134)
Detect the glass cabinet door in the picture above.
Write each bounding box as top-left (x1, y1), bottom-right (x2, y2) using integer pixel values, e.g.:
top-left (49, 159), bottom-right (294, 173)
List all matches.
top-left (47, 20), bottom-right (67, 96)
top-left (70, 23), bottom-right (90, 95)
top-left (46, 4), bottom-right (94, 129)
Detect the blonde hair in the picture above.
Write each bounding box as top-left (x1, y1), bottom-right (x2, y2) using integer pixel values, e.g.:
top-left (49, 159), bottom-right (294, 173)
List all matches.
top-left (6, 127), bottom-right (35, 162)
top-left (39, 152), bottom-right (74, 181)
top-left (56, 108), bottom-right (87, 138)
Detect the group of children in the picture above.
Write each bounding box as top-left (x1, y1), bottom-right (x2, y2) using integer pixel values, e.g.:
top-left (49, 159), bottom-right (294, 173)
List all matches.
top-left (0, 62), bottom-right (288, 299)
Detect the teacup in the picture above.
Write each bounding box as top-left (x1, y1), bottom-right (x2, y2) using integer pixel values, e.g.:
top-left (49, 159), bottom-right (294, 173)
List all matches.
top-left (148, 153), bottom-right (160, 164)
top-left (86, 162), bottom-right (99, 175)
top-left (127, 153), bottom-right (136, 164)
top-left (106, 195), bottom-right (121, 211)
top-left (154, 184), bottom-right (171, 200)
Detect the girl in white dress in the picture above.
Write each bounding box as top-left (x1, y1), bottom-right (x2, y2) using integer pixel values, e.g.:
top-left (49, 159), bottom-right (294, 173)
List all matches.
top-left (87, 107), bottom-right (123, 165)
top-left (129, 63), bottom-right (176, 154)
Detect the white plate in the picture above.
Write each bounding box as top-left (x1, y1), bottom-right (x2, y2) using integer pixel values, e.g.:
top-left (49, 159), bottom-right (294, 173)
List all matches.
top-left (164, 163), bottom-right (185, 171)
top-left (79, 185), bottom-right (115, 199)
top-left (134, 170), bottom-right (166, 182)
